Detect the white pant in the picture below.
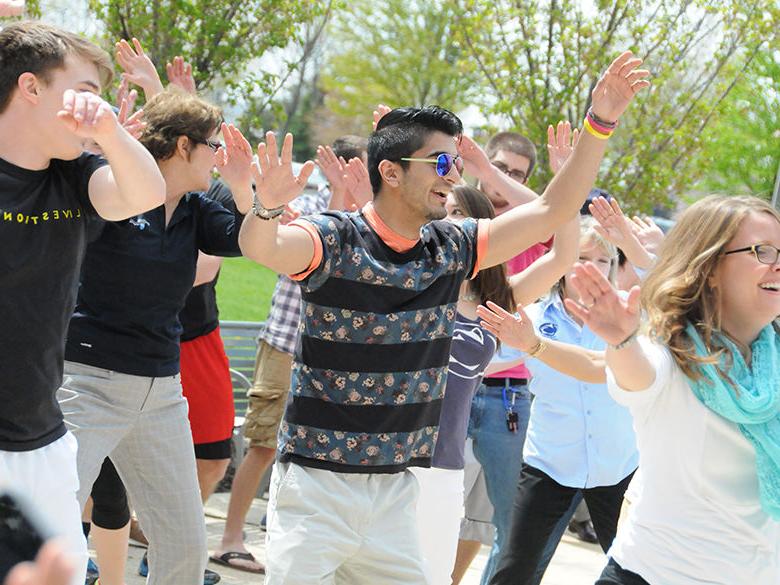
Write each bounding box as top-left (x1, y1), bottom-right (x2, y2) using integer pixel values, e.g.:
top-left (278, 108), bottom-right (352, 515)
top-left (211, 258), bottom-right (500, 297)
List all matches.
top-left (265, 461), bottom-right (428, 585)
top-left (412, 466), bottom-right (465, 585)
top-left (0, 432), bottom-right (87, 585)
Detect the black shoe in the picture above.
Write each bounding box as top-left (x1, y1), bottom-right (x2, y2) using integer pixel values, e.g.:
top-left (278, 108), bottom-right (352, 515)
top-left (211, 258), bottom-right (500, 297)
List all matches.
top-left (568, 519), bottom-right (598, 544)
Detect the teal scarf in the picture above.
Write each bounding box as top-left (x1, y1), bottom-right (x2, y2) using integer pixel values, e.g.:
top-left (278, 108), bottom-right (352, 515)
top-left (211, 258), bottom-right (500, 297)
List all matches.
top-left (686, 322), bottom-right (780, 519)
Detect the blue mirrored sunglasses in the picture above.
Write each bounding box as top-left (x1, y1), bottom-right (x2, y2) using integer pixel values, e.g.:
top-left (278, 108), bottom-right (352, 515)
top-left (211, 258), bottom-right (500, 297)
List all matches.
top-left (401, 153), bottom-right (464, 177)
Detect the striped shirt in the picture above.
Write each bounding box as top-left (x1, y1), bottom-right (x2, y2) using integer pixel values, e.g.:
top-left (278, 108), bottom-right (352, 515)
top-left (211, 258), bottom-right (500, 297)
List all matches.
top-left (277, 203), bottom-right (487, 473)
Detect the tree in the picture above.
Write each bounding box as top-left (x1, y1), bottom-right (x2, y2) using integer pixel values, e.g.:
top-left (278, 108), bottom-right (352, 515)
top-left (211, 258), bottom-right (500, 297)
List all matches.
top-left (317, 0), bottom-right (479, 137)
top-left (694, 49), bottom-right (780, 199)
top-left (87, 0), bottom-right (329, 132)
top-left (453, 0), bottom-right (779, 211)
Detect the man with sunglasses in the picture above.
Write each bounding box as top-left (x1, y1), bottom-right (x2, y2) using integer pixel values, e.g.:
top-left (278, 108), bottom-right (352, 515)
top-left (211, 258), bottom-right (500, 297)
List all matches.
top-left (240, 50), bottom-right (650, 585)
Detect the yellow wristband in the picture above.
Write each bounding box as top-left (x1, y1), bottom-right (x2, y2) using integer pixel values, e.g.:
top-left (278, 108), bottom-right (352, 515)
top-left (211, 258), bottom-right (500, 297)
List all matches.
top-left (583, 118), bottom-right (612, 140)
top-left (527, 338), bottom-right (548, 357)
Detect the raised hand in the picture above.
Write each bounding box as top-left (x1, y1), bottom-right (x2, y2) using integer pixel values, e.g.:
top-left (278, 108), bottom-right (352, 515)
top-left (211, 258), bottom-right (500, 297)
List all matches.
top-left (477, 301), bottom-right (539, 352)
top-left (372, 103), bottom-right (392, 131)
top-left (630, 215), bottom-right (665, 256)
top-left (590, 51), bottom-right (651, 123)
top-left (343, 157), bottom-right (373, 207)
top-left (547, 120), bottom-right (579, 175)
top-left (0, 0), bottom-right (24, 17)
top-left (115, 38), bottom-right (164, 98)
top-left (4, 540), bottom-right (74, 585)
top-left (564, 262), bottom-right (641, 346)
top-left (215, 123), bottom-right (253, 191)
top-left (166, 56), bottom-right (196, 94)
top-left (116, 95), bottom-right (145, 140)
top-left (252, 132), bottom-right (315, 209)
top-left (57, 90), bottom-right (119, 141)
top-left (315, 144), bottom-right (346, 193)
top-left (589, 195), bottom-right (634, 248)
top-left (457, 134), bottom-right (493, 181)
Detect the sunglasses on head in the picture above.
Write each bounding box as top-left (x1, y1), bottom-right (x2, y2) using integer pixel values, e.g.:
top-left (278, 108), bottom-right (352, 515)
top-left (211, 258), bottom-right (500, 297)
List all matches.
top-left (401, 153), bottom-right (464, 177)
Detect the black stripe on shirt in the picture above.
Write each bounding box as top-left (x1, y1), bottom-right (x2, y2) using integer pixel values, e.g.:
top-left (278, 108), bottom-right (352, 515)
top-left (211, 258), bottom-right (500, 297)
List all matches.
top-left (285, 395), bottom-right (442, 433)
top-left (300, 336), bottom-right (452, 372)
top-left (302, 272), bottom-right (462, 313)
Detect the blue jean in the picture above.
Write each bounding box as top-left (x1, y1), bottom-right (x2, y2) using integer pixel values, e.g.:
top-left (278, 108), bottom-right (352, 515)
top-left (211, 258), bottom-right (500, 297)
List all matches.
top-left (468, 381), bottom-right (571, 585)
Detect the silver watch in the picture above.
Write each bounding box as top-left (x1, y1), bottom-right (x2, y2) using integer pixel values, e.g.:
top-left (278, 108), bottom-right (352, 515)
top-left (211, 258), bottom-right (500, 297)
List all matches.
top-left (251, 194), bottom-right (286, 220)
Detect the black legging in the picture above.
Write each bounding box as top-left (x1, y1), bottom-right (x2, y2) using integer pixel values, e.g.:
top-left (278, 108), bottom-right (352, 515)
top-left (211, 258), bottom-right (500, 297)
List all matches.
top-left (90, 457), bottom-right (131, 530)
top-left (490, 464), bottom-right (635, 585)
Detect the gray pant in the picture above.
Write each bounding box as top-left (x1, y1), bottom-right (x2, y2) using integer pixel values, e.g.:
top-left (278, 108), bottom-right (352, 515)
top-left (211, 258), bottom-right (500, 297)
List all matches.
top-left (58, 361), bottom-right (207, 585)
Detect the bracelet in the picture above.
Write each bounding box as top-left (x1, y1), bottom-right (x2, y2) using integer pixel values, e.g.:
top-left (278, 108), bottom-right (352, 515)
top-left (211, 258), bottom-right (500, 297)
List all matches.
top-left (609, 328), bottom-right (640, 350)
top-left (583, 118), bottom-right (613, 140)
top-left (587, 108), bottom-right (618, 129)
top-left (251, 195), bottom-right (286, 221)
top-left (526, 338), bottom-right (549, 357)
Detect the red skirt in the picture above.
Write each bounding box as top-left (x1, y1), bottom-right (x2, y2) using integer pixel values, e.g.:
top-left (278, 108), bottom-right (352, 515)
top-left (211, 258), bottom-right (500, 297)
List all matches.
top-left (180, 326), bottom-right (235, 445)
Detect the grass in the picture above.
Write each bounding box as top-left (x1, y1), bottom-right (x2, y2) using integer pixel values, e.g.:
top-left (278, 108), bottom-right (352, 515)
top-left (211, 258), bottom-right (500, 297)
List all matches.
top-left (215, 257), bottom-right (279, 322)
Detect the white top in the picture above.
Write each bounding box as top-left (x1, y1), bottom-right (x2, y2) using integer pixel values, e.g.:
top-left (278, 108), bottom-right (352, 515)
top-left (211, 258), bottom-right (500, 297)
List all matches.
top-left (606, 337), bottom-right (780, 585)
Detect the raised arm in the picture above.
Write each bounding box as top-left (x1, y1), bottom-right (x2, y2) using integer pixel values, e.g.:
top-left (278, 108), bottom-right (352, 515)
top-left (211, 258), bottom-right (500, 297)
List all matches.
top-left (509, 121), bottom-right (581, 305)
top-left (564, 262), bottom-right (654, 391)
top-left (194, 252), bottom-right (223, 286)
top-left (315, 144), bottom-right (345, 210)
top-left (57, 90), bottom-right (164, 220)
top-left (238, 132), bottom-right (317, 275)
top-left (478, 301), bottom-right (606, 383)
top-left (457, 134), bottom-right (539, 206)
top-left (0, 0), bottom-right (24, 16)
top-left (481, 52), bottom-right (650, 269)
top-left (215, 123), bottom-right (254, 214)
top-left (115, 38), bottom-right (164, 99)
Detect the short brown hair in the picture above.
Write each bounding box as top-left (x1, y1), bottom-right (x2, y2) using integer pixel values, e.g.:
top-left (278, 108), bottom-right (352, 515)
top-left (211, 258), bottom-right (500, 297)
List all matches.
top-left (485, 131), bottom-right (537, 177)
top-left (331, 135), bottom-right (367, 161)
top-left (139, 87), bottom-right (223, 161)
top-left (0, 21), bottom-right (113, 114)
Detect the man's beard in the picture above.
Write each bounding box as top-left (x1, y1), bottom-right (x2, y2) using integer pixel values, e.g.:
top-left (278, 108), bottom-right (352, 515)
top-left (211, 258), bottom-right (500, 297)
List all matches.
top-left (426, 206), bottom-right (448, 221)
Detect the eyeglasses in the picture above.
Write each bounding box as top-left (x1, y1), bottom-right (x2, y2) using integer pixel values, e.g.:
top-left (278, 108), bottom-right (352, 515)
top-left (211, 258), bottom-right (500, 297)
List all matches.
top-left (401, 153), bottom-right (464, 177)
top-left (492, 161), bottom-right (527, 183)
top-left (192, 137), bottom-right (222, 152)
top-left (723, 244), bottom-right (780, 265)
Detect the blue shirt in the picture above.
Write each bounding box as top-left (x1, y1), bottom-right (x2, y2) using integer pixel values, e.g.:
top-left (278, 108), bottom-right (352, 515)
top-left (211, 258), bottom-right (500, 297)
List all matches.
top-left (507, 293), bottom-right (638, 488)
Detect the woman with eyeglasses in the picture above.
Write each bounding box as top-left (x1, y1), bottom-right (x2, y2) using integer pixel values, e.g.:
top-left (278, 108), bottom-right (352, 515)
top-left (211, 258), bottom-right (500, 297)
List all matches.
top-left (562, 195), bottom-right (780, 585)
top-left (57, 87), bottom-right (255, 585)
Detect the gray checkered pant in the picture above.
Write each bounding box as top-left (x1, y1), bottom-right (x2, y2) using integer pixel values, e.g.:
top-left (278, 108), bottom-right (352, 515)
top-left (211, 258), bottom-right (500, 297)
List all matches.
top-left (58, 361), bottom-right (207, 585)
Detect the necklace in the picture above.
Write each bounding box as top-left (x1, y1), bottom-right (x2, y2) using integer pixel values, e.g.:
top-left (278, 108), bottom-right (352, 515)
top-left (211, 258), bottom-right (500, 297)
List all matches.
top-left (461, 288), bottom-right (478, 302)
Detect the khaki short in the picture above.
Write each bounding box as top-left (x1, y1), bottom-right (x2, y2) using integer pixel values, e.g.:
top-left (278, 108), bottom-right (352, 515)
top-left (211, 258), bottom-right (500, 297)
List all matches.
top-left (244, 340), bottom-right (294, 449)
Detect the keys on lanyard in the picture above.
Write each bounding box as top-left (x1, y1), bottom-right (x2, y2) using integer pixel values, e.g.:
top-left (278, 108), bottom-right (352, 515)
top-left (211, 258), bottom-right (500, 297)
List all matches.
top-left (503, 386), bottom-right (519, 433)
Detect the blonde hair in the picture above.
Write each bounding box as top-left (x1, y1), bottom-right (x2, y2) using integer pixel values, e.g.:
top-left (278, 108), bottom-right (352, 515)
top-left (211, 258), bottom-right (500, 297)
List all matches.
top-left (642, 195), bottom-right (780, 379)
top-left (554, 215), bottom-right (618, 298)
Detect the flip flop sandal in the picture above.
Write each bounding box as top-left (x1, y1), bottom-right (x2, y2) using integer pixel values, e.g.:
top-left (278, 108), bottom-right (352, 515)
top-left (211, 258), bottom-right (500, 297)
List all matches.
top-left (209, 551), bottom-right (266, 574)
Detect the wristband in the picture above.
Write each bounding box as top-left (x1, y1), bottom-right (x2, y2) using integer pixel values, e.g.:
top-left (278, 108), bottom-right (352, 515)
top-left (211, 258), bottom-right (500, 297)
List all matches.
top-left (527, 338), bottom-right (549, 358)
top-left (609, 328), bottom-right (640, 350)
top-left (583, 118), bottom-right (613, 140)
top-left (251, 195), bottom-right (286, 220)
top-left (587, 108), bottom-right (618, 129)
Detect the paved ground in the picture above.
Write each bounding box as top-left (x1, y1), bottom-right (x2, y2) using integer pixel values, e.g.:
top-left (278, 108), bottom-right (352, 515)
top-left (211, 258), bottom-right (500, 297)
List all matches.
top-left (114, 492), bottom-right (605, 585)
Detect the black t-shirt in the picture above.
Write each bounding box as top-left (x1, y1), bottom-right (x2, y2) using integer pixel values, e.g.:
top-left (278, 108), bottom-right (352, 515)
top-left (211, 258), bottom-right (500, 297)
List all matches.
top-left (179, 180), bottom-right (235, 341)
top-left (0, 153), bottom-right (106, 451)
top-left (64, 184), bottom-right (243, 377)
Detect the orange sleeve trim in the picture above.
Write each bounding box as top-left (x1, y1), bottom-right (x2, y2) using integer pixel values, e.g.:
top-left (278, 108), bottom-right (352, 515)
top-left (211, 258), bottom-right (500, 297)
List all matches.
top-left (287, 220), bottom-right (323, 281)
top-left (471, 218), bottom-right (490, 279)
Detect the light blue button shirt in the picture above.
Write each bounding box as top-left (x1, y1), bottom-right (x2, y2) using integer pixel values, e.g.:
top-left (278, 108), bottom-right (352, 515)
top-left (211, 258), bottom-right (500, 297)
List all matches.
top-left (499, 293), bottom-right (638, 488)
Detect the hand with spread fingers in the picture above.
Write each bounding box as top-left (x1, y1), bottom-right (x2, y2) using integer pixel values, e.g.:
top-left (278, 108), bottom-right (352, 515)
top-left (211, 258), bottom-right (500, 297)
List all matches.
top-left (115, 38), bottom-right (164, 98)
top-left (477, 301), bottom-right (539, 353)
top-left (564, 262), bottom-right (641, 346)
top-left (166, 56), bottom-right (197, 94)
top-left (0, 0), bottom-right (25, 17)
top-left (590, 51), bottom-right (651, 123)
top-left (457, 134), bottom-right (493, 182)
top-left (372, 104), bottom-right (392, 131)
top-left (251, 132), bottom-right (315, 209)
top-left (315, 144), bottom-right (346, 195)
top-left (57, 90), bottom-right (121, 141)
top-left (547, 120), bottom-right (579, 175)
top-left (216, 123), bottom-right (253, 193)
top-left (343, 157), bottom-right (373, 208)
top-left (630, 215), bottom-right (665, 256)
top-left (589, 196), bottom-right (654, 269)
